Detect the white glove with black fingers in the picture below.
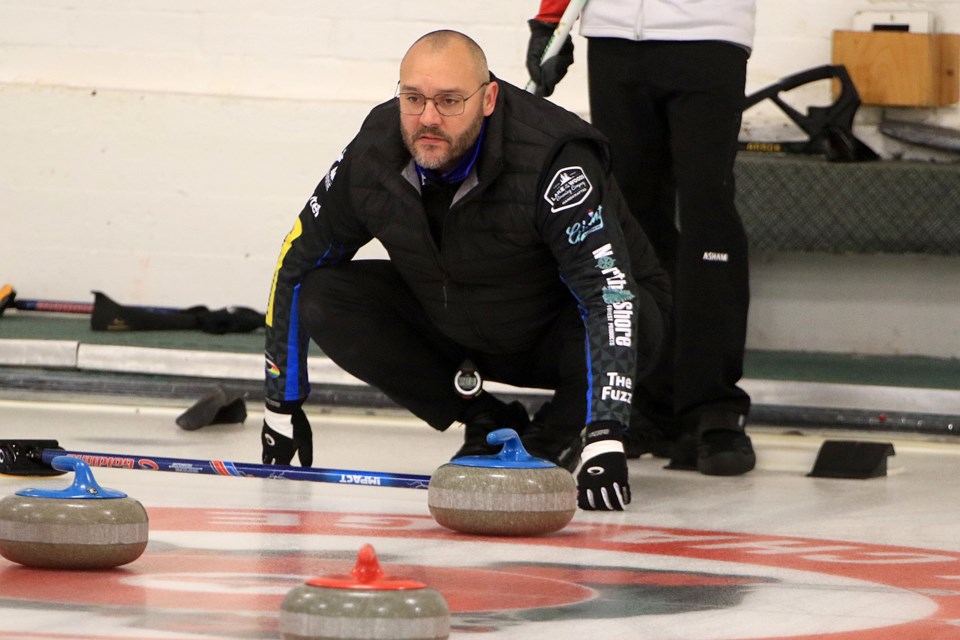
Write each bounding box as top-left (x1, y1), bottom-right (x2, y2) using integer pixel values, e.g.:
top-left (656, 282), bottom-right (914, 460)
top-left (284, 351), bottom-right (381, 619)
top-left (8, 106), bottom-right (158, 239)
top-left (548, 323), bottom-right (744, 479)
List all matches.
top-left (576, 421), bottom-right (631, 511)
top-left (262, 403), bottom-right (313, 467)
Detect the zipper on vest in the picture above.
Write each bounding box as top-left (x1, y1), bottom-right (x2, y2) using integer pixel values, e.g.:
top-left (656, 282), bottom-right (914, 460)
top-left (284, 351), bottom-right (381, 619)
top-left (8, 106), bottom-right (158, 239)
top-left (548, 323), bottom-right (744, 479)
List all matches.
top-left (442, 280), bottom-right (448, 310)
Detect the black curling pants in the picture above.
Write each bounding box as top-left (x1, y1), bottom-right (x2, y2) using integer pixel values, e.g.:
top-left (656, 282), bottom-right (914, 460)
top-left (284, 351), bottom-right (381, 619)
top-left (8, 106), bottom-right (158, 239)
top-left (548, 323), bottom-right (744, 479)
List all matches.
top-left (587, 39), bottom-right (751, 423)
top-left (296, 260), bottom-right (589, 432)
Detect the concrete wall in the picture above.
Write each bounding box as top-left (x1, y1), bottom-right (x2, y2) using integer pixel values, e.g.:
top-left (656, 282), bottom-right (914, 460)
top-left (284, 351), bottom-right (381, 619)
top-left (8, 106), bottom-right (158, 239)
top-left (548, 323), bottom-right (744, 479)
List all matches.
top-left (2, 1), bottom-right (959, 358)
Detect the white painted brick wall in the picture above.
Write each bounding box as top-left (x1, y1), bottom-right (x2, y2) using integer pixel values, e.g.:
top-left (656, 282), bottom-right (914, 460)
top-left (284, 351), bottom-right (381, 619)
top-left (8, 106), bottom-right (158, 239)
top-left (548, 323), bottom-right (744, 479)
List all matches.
top-left (4, 1), bottom-right (960, 108)
top-left (0, 0), bottom-right (546, 105)
top-left (2, 0), bottom-right (960, 357)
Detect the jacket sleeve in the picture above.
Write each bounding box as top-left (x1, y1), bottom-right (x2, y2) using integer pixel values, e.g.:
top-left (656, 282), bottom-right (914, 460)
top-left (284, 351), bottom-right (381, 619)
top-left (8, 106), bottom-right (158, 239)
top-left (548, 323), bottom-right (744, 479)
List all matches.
top-left (264, 145), bottom-right (372, 412)
top-left (535, 140), bottom-right (641, 428)
top-left (535, 0), bottom-right (571, 22)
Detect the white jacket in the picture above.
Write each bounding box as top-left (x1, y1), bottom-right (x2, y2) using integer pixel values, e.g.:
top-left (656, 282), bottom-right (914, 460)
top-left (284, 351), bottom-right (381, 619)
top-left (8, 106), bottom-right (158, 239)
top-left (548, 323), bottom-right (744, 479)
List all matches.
top-left (579, 0), bottom-right (756, 50)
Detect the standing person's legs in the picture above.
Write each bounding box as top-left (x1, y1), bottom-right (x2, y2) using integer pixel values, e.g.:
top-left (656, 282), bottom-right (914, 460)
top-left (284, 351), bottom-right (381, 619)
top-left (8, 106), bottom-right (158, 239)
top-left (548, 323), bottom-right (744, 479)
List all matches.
top-left (587, 38), bottom-right (679, 454)
top-left (588, 39), bottom-right (753, 473)
top-left (660, 41), bottom-right (753, 474)
top-left (661, 42), bottom-right (750, 415)
top-left (587, 39), bottom-right (679, 272)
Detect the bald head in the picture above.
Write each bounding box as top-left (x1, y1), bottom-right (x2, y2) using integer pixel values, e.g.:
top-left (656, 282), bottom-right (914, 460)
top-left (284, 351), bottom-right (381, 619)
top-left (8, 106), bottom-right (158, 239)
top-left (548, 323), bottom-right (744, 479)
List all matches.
top-left (401, 30), bottom-right (490, 86)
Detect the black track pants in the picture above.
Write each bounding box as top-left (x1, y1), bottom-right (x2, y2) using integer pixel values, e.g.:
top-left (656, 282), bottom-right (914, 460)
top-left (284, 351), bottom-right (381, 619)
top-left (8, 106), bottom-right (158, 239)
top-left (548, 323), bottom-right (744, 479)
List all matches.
top-left (297, 260), bottom-right (590, 431)
top-left (587, 38), bottom-right (751, 421)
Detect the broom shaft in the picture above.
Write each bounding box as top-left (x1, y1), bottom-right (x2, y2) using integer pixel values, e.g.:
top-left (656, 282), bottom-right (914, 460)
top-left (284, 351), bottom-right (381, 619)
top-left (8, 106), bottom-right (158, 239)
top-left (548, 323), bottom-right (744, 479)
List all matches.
top-left (42, 448), bottom-right (431, 490)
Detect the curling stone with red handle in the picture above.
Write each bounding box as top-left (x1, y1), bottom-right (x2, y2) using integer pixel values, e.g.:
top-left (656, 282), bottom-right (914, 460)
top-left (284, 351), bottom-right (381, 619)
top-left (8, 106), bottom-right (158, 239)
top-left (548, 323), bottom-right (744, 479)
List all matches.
top-left (280, 543), bottom-right (449, 640)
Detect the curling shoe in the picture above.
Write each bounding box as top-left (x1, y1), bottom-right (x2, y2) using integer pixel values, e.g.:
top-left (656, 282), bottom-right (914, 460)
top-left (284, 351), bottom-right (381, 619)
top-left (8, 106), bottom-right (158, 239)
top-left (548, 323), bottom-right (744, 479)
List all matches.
top-left (623, 412), bottom-right (677, 459)
top-left (696, 411), bottom-right (755, 476)
top-left (521, 422), bottom-right (584, 472)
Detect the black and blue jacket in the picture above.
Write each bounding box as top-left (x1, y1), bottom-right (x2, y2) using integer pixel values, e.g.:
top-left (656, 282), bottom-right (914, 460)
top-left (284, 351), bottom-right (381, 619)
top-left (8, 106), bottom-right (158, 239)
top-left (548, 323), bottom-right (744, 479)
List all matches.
top-left (264, 76), bottom-right (670, 427)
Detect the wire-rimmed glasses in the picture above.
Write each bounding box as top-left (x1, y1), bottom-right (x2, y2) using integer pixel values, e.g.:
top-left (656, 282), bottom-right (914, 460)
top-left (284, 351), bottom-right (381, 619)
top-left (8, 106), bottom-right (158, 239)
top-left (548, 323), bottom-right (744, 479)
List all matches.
top-left (396, 82), bottom-right (489, 116)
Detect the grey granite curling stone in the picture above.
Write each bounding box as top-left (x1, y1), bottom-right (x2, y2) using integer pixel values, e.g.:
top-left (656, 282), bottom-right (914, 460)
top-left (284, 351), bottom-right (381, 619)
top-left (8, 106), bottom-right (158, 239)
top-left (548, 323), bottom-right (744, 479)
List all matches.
top-left (429, 428), bottom-right (577, 536)
top-left (0, 455), bottom-right (148, 569)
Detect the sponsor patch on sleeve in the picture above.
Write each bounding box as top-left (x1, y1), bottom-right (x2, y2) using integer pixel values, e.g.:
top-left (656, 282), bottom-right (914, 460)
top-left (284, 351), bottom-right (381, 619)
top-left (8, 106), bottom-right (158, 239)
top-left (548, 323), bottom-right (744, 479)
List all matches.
top-left (544, 166), bottom-right (593, 213)
top-left (323, 147), bottom-right (346, 191)
top-left (265, 356), bottom-right (281, 379)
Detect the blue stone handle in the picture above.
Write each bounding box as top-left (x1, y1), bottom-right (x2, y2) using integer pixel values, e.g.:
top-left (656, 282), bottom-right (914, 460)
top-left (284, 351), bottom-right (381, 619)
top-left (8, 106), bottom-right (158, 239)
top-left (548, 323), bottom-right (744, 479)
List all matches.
top-left (486, 428), bottom-right (533, 460)
top-left (16, 456), bottom-right (128, 499)
top-left (449, 428), bottom-right (555, 468)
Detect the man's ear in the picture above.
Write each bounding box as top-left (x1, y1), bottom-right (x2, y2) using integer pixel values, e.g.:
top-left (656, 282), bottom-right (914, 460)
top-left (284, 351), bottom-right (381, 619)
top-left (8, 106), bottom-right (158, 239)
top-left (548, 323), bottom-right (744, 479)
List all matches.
top-left (483, 81), bottom-right (499, 116)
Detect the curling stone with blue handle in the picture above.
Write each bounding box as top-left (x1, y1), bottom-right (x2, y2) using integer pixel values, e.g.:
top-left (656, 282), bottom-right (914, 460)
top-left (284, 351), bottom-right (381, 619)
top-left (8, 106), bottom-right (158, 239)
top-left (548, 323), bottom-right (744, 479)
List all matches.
top-left (0, 456), bottom-right (149, 569)
top-left (280, 543), bottom-right (449, 640)
top-left (428, 429), bottom-right (577, 536)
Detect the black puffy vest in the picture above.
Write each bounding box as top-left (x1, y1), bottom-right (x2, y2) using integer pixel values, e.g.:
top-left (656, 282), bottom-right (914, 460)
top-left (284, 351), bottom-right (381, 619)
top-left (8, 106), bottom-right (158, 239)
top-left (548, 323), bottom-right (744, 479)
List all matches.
top-left (342, 77), bottom-right (666, 353)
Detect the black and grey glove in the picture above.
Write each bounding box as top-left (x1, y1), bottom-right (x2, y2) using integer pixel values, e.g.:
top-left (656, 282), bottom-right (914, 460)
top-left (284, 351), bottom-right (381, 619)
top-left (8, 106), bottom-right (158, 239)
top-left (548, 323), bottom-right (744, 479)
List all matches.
top-left (576, 421), bottom-right (631, 511)
top-left (262, 405), bottom-right (313, 467)
top-left (526, 19), bottom-right (575, 97)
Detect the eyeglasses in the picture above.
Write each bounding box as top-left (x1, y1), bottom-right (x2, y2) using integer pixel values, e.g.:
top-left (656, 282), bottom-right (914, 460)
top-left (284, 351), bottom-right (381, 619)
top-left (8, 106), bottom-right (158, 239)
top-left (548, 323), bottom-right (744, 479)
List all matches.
top-left (396, 82), bottom-right (489, 116)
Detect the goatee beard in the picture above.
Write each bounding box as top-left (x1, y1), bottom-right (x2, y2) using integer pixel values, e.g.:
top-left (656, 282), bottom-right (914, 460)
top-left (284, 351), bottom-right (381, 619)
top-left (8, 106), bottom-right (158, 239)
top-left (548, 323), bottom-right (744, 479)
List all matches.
top-left (403, 115), bottom-right (484, 172)
top-left (408, 126), bottom-right (453, 170)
